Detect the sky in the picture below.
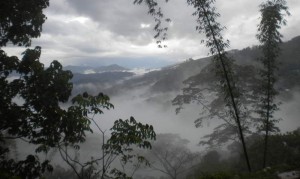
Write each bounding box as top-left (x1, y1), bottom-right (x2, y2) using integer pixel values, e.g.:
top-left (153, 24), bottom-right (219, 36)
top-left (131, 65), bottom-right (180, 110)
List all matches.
top-left (3, 0), bottom-right (300, 68)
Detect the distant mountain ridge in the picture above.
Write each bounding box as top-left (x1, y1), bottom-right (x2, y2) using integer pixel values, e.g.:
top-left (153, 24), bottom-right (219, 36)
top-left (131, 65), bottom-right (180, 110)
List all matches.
top-left (72, 71), bottom-right (134, 85)
top-left (64, 64), bottom-right (129, 74)
top-left (71, 36), bottom-right (300, 101)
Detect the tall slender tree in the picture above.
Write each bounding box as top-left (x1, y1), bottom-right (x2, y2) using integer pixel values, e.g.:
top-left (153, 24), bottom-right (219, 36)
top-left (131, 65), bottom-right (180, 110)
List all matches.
top-left (172, 62), bottom-right (258, 148)
top-left (256, 0), bottom-right (289, 168)
top-left (135, 0), bottom-right (252, 172)
top-left (188, 0), bottom-right (251, 172)
top-left (0, 1), bottom-right (157, 178)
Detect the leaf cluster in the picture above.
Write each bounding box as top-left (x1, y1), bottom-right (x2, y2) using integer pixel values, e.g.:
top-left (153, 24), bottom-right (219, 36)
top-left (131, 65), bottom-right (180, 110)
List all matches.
top-left (0, 154), bottom-right (53, 179)
top-left (255, 0), bottom-right (290, 134)
top-left (133, 0), bottom-right (170, 48)
top-left (173, 62), bottom-right (259, 147)
top-left (105, 117), bottom-right (156, 155)
top-left (188, 0), bottom-right (229, 54)
top-left (62, 116), bottom-right (156, 179)
top-left (0, 47), bottom-right (115, 178)
top-left (0, 0), bottom-right (49, 47)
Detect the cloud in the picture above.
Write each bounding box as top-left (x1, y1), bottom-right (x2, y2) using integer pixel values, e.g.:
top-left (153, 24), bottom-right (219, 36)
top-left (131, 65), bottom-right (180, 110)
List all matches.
top-left (277, 91), bottom-right (300, 132)
top-left (64, 0), bottom-right (154, 39)
top-left (3, 0), bottom-right (299, 68)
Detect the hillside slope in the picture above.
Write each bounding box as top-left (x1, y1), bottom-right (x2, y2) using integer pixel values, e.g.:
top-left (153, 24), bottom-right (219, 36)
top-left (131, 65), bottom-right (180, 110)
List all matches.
top-left (71, 36), bottom-right (300, 102)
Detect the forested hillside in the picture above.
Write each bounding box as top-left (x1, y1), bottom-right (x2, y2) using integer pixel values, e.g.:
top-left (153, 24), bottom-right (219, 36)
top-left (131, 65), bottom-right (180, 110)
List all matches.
top-left (71, 36), bottom-right (300, 100)
top-left (1, 0), bottom-right (300, 178)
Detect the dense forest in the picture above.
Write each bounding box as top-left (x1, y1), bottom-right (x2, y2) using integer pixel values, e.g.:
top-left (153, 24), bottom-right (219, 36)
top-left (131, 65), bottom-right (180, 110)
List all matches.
top-left (1, 0), bottom-right (300, 179)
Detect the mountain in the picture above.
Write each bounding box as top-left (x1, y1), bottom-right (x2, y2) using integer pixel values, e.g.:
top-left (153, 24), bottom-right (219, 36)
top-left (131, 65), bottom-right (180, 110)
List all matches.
top-left (71, 71), bottom-right (134, 85)
top-left (67, 36), bottom-right (300, 153)
top-left (71, 71), bottom-right (135, 96)
top-left (64, 64), bottom-right (129, 74)
top-left (71, 36), bottom-right (300, 102)
top-left (93, 64), bottom-right (129, 73)
top-left (63, 65), bottom-right (93, 74)
top-left (107, 57), bottom-right (211, 95)
top-left (228, 36), bottom-right (300, 92)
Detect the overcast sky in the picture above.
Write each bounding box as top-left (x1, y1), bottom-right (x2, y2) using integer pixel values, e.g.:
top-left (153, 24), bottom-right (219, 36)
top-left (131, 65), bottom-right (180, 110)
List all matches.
top-left (4, 0), bottom-right (300, 68)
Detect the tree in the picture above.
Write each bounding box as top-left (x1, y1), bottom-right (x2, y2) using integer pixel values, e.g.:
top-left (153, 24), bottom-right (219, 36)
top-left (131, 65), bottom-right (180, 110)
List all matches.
top-left (146, 134), bottom-right (199, 179)
top-left (0, 2), bottom-right (51, 177)
top-left (230, 128), bottom-right (300, 171)
top-left (194, 150), bottom-right (232, 174)
top-left (0, 51), bottom-right (156, 178)
top-left (104, 117), bottom-right (156, 178)
top-left (57, 104), bottom-right (156, 179)
top-left (1, 47), bottom-right (113, 178)
top-left (133, 0), bottom-right (170, 48)
top-left (135, 0), bottom-right (252, 171)
top-left (256, 0), bottom-right (290, 168)
top-left (0, 1), bottom-right (156, 178)
top-left (0, 0), bottom-right (49, 47)
top-left (172, 62), bottom-right (258, 148)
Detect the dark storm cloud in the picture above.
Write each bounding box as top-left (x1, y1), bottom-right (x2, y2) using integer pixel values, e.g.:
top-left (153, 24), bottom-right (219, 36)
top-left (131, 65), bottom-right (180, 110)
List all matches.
top-left (60, 0), bottom-right (300, 49)
top-left (64, 0), bottom-right (205, 40)
top-left (65, 0), bottom-right (154, 40)
top-left (5, 0), bottom-right (298, 67)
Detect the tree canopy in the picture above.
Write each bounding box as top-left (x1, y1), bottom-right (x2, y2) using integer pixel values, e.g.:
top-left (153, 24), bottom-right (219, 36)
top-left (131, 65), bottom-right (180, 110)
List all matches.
top-left (136, 0), bottom-right (292, 173)
top-left (0, 0), bottom-right (49, 47)
top-left (0, 47), bottom-right (113, 178)
top-left (0, 1), bottom-right (156, 178)
top-left (256, 0), bottom-right (289, 168)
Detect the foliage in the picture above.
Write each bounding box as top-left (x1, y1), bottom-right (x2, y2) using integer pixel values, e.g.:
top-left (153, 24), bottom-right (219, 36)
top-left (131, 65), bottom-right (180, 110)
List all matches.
top-left (256, 0), bottom-right (290, 168)
top-left (173, 62), bottom-right (259, 147)
top-left (106, 117), bottom-right (156, 152)
top-left (138, 0), bottom-right (256, 171)
top-left (190, 170), bottom-right (279, 179)
top-left (0, 47), bottom-right (114, 178)
top-left (224, 128), bottom-right (300, 172)
top-left (0, 1), bottom-right (57, 177)
top-left (0, 47), bottom-right (94, 147)
top-left (0, 47), bottom-right (80, 178)
top-left (0, 1), bottom-right (158, 178)
top-left (141, 0), bottom-right (250, 171)
top-left (42, 165), bottom-right (78, 179)
top-left (0, 0), bottom-right (49, 47)
top-left (58, 115), bottom-right (156, 179)
top-left (147, 134), bottom-right (199, 179)
top-left (104, 117), bottom-right (156, 178)
top-left (0, 154), bottom-right (52, 179)
top-left (0, 38), bottom-right (155, 179)
top-left (197, 150), bottom-right (230, 173)
top-left (137, 0), bottom-right (294, 173)
top-left (193, 170), bottom-right (299, 179)
top-left (192, 171), bottom-right (235, 179)
top-left (133, 0), bottom-right (170, 48)
top-left (189, 129), bottom-right (300, 178)
top-left (186, 0), bottom-right (252, 171)
top-left (246, 129), bottom-right (300, 171)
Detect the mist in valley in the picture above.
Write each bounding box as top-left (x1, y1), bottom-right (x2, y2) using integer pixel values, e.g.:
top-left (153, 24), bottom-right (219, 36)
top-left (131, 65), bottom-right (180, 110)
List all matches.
top-left (2, 0), bottom-right (300, 178)
top-left (35, 41), bottom-right (300, 178)
top-left (6, 40), bottom-right (300, 178)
